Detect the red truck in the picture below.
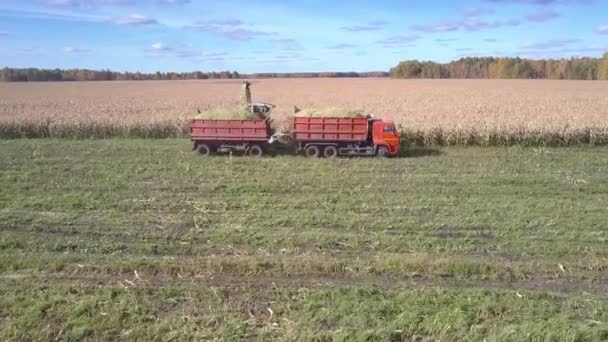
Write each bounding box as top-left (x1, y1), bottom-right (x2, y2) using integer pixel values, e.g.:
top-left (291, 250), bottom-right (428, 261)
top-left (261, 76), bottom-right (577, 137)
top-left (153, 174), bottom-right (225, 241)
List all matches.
top-left (191, 115), bottom-right (400, 157)
top-left (191, 119), bottom-right (272, 157)
top-left (292, 116), bottom-right (400, 157)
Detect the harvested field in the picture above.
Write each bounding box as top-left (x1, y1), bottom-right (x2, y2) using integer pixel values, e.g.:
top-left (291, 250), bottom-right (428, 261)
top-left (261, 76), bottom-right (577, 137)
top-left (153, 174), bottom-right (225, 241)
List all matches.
top-left (2, 140), bottom-right (608, 340)
top-left (1, 78), bottom-right (608, 145)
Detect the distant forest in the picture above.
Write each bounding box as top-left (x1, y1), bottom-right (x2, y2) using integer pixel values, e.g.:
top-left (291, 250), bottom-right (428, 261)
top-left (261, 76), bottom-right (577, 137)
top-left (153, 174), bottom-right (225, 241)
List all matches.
top-left (391, 53), bottom-right (608, 80)
top-left (2, 53), bottom-right (608, 81)
top-left (0, 68), bottom-right (388, 82)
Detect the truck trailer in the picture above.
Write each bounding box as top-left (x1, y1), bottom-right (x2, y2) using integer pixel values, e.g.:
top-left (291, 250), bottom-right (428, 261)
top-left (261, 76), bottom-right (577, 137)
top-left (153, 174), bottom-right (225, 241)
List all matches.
top-left (292, 116), bottom-right (400, 157)
top-left (191, 119), bottom-right (272, 157)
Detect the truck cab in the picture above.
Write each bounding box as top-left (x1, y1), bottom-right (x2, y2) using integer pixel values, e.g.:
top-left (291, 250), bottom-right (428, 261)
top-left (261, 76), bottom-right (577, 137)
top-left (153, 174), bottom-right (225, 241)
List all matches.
top-left (371, 120), bottom-right (400, 156)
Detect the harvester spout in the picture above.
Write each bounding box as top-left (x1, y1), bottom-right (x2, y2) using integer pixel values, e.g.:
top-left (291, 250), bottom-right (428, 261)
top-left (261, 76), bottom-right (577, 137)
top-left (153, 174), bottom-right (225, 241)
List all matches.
top-left (241, 80), bottom-right (252, 108)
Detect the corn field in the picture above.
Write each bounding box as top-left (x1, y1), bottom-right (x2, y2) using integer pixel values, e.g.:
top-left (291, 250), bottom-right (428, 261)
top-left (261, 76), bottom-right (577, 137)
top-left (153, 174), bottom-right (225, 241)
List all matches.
top-left (1, 79), bottom-right (607, 146)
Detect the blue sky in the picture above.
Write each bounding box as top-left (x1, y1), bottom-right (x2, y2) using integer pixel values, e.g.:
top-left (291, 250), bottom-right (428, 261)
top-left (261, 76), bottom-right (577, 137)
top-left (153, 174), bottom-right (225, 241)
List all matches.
top-left (0, 0), bottom-right (607, 73)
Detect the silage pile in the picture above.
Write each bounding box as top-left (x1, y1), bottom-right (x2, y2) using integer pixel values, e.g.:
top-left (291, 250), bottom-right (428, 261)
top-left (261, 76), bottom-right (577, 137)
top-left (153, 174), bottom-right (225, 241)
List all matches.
top-left (294, 107), bottom-right (366, 118)
top-left (264, 106), bottom-right (368, 134)
top-left (192, 105), bottom-right (368, 135)
top-left (193, 106), bottom-right (259, 120)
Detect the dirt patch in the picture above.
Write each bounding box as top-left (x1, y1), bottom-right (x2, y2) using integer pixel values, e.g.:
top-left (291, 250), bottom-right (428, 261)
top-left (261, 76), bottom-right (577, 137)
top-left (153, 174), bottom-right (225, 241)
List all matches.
top-left (433, 226), bottom-right (496, 241)
top-left (433, 228), bottom-right (466, 239)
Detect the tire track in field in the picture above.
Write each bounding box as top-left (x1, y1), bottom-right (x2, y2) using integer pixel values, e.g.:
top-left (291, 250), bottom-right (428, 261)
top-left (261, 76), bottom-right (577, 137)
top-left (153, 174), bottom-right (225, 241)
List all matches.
top-left (2, 272), bottom-right (607, 298)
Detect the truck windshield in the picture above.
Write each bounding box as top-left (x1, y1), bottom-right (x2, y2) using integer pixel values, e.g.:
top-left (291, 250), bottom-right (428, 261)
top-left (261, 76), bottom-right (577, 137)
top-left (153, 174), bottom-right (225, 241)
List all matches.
top-left (383, 126), bottom-right (396, 133)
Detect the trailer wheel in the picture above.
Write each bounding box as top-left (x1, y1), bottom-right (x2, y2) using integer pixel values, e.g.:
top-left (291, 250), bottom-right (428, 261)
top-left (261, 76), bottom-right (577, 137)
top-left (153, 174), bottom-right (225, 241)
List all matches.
top-left (377, 146), bottom-right (389, 157)
top-left (323, 145), bottom-right (338, 158)
top-left (304, 145), bottom-right (321, 158)
top-left (196, 144), bottom-right (211, 156)
top-left (248, 145), bottom-right (264, 157)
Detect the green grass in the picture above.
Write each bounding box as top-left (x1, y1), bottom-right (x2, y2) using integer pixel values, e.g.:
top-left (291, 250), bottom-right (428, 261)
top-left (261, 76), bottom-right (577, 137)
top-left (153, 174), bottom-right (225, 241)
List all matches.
top-left (1, 139), bottom-right (608, 340)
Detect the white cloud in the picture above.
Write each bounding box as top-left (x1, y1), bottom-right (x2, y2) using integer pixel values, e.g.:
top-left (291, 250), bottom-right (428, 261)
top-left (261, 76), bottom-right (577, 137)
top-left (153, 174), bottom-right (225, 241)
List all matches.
top-left (43, 0), bottom-right (135, 7)
top-left (185, 19), bottom-right (275, 41)
top-left (461, 8), bottom-right (495, 17)
top-left (377, 35), bottom-right (420, 47)
top-left (112, 14), bottom-right (158, 25)
top-left (155, 0), bottom-right (190, 4)
top-left (63, 46), bottom-right (92, 53)
top-left (151, 42), bottom-right (166, 50)
top-left (146, 42), bottom-right (224, 60)
top-left (44, 0), bottom-right (82, 6)
top-left (525, 9), bottom-right (560, 22)
top-left (521, 39), bottom-right (581, 49)
top-left (341, 20), bottom-right (387, 32)
top-left (326, 43), bottom-right (358, 50)
top-left (596, 25), bottom-right (608, 34)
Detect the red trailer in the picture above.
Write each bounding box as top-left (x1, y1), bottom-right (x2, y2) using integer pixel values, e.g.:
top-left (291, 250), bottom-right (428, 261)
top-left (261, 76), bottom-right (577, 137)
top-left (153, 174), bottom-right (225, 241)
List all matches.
top-left (292, 116), bottom-right (400, 157)
top-left (191, 119), bottom-right (272, 157)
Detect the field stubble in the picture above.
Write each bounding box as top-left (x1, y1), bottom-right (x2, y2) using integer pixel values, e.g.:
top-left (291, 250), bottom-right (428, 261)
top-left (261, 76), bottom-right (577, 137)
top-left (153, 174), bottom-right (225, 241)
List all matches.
top-left (1, 78), bottom-right (608, 145)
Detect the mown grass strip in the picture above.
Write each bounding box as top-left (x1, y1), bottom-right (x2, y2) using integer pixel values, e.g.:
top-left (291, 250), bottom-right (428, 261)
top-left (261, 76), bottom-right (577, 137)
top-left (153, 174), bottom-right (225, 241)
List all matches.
top-left (1, 280), bottom-right (607, 341)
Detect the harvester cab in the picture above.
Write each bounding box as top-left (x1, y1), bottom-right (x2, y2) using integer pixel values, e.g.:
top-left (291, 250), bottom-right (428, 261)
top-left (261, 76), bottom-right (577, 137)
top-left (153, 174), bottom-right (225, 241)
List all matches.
top-left (250, 102), bottom-right (275, 117)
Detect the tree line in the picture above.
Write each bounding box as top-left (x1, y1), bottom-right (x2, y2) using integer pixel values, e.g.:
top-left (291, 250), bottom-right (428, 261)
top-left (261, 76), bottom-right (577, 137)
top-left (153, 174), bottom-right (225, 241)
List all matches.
top-left (247, 72), bottom-right (388, 78)
top-left (0, 68), bottom-right (242, 82)
top-left (0, 68), bottom-right (389, 82)
top-left (391, 53), bottom-right (608, 80)
top-left (4, 53), bottom-right (608, 81)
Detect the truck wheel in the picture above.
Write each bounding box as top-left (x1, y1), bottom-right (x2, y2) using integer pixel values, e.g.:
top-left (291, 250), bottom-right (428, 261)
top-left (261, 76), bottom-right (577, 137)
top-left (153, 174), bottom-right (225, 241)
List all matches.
top-left (323, 145), bottom-right (338, 158)
top-left (304, 145), bottom-right (321, 158)
top-left (196, 144), bottom-right (211, 156)
top-left (377, 146), bottom-right (389, 157)
top-left (248, 145), bottom-right (264, 157)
